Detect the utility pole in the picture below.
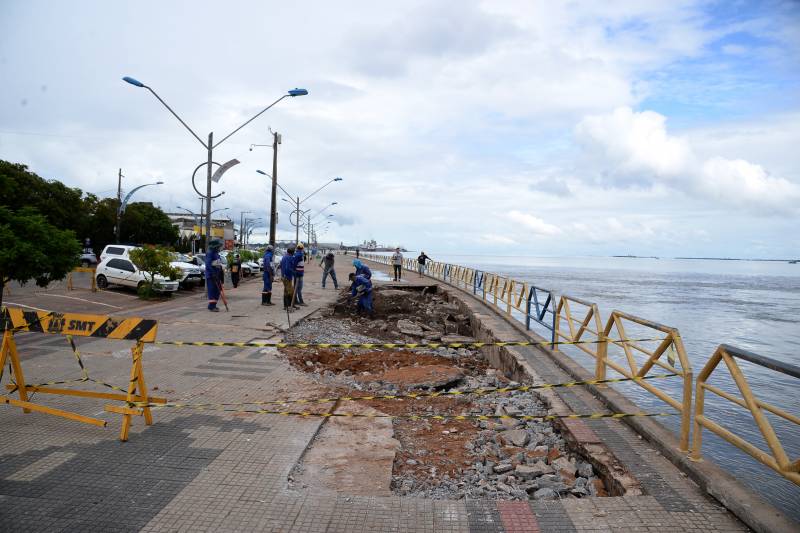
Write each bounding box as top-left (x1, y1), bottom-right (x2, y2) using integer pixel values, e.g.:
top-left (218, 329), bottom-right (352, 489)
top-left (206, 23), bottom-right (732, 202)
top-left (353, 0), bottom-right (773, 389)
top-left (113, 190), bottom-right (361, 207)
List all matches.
top-left (269, 130), bottom-right (279, 247)
top-left (205, 132), bottom-right (213, 249)
top-left (239, 212), bottom-right (244, 248)
top-left (295, 196), bottom-right (301, 245)
top-left (307, 213), bottom-right (311, 245)
top-left (114, 168), bottom-right (123, 243)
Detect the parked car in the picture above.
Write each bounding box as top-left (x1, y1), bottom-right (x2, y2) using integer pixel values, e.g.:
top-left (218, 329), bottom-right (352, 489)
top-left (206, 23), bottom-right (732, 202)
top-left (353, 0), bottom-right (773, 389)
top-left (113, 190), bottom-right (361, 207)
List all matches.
top-left (95, 257), bottom-right (179, 293)
top-left (169, 253), bottom-right (203, 288)
top-left (100, 244), bottom-right (137, 262)
top-left (189, 253), bottom-right (228, 285)
top-left (79, 249), bottom-right (98, 267)
top-left (245, 260), bottom-right (261, 274)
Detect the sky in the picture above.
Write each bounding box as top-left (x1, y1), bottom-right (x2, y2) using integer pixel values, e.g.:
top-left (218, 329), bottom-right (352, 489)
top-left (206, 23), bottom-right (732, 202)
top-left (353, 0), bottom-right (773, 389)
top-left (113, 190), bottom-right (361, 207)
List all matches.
top-left (1, 0), bottom-right (798, 258)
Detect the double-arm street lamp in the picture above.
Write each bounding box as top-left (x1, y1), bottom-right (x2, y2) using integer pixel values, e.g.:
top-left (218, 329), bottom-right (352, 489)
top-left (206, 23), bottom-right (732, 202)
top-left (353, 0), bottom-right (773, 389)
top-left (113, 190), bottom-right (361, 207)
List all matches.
top-left (115, 180), bottom-right (164, 243)
top-left (261, 172), bottom-right (342, 245)
top-left (122, 76), bottom-right (307, 250)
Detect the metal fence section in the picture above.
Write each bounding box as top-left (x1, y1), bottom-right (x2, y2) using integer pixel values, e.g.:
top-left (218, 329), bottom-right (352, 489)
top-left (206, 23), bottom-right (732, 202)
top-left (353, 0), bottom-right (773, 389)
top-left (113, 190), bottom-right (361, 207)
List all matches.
top-left (692, 345), bottom-right (800, 485)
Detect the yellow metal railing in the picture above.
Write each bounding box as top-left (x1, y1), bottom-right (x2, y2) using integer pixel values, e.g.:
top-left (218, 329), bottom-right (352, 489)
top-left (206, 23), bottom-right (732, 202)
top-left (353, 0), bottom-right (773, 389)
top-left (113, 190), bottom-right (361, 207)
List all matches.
top-left (692, 345), bottom-right (800, 485)
top-left (603, 310), bottom-right (692, 451)
top-left (552, 295), bottom-right (692, 450)
top-left (362, 253), bottom-right (800, 457)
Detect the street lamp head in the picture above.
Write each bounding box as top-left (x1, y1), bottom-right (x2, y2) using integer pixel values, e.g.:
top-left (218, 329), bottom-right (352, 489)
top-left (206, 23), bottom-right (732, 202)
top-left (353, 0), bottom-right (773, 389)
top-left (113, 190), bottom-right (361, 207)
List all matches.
top-left (156, 181), bottom-right (164, 185)
top-left (334, 177), bottom-right (343, 182)
top-left (122, 76), bottom-right (145, 88)
top-left (256, 170), bottom-right (268, 176)
top-left (331, 202), bottom-right (338, 205)
top-left (287, 88), bottom-right (308, 97)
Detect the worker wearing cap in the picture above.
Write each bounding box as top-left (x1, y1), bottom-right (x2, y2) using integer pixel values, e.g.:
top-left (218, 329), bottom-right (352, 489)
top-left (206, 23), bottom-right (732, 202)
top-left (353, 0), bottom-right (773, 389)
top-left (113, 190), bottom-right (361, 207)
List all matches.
top-left (230, 253), bottom-right (242, 288)
top-left (261, 245), bottom-right (275, 306)
top-left (205, 239), bottom-right (224, 312)
top-left (293, 243), bottom-right (306, 306)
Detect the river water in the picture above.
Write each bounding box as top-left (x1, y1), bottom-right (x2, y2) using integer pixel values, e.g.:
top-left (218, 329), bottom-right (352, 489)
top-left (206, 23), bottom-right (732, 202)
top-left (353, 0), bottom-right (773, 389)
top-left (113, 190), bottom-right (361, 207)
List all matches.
top-left (377, 253), bottom-right (800, 519)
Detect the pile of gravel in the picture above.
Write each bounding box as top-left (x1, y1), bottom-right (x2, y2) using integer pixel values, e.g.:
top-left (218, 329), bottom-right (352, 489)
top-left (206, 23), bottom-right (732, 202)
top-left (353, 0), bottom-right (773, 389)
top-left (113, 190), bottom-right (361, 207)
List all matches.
top-left (393, 370), bottom-right (603, 501)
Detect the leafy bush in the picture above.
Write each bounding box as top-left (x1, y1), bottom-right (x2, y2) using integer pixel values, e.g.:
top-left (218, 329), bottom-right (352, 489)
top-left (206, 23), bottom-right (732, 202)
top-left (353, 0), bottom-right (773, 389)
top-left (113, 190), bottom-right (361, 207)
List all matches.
top-left (129, 246), bottom-right (179, 299)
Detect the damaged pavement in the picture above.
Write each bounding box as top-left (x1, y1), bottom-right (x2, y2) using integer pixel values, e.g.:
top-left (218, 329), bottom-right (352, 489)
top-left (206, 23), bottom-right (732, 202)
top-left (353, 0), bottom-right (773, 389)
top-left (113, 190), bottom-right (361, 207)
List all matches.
top-left (279, 284), bottom-right (623, 501)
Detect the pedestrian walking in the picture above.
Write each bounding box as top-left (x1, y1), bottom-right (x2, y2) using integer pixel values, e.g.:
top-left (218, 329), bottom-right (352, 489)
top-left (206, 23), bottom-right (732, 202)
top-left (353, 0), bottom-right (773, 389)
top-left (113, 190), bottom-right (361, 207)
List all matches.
top-left (320, 251), bottom-right (339, 289)
top-left (230, 253), bottom-right (242, 288)
top-left (261, 245), bottom-right (275, 306)
top-left (391, 247), bottom-right (403, 281)
top-left (293, 243), bottom-right (306, 306)
top-left (352, 259), bottom-right (372, 280)
top-left (348, 272), bottom-right (373, 317)
top-left (204, 239), bottom-right (224, 312)
top-left (355, 248), bottom-right (360, 258)
top-left (416, 251), bottom-right (431, 277)
top-left (280, 246), bottom-right (295, 311)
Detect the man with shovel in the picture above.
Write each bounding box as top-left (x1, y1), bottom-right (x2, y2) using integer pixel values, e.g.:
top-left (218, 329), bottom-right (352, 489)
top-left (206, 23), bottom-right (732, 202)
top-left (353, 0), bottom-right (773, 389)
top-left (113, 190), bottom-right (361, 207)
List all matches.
top-left (205, 238), bottom-right (225, 312)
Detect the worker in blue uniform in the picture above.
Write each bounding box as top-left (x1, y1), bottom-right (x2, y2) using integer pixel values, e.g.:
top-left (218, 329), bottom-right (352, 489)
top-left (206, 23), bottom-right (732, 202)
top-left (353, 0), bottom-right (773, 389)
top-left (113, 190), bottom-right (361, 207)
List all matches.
top-left (261, 245), bottom-right (274, 306)
top-left (293, 243), bottom-right (306, 306)
top-left (352, 259), bottom-right (372, 280)
top-left (205, 239), bottom-right (224, 312)
top-left (348, 272), bottom-right (373, 317)
top-left (280, 246), bottom-right (296, 310)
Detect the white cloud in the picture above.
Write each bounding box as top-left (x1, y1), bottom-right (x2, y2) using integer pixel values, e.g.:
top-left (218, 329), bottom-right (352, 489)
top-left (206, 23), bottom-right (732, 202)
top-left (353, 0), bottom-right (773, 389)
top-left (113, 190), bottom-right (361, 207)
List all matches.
top-left (574, 107), bottom-right (800, 214)
top-left (699, 157), bottom-right (800, 213)
top-left (507, 211), bottom-right (561, 236)
top-left (576, 107), bottom-right (693, 179)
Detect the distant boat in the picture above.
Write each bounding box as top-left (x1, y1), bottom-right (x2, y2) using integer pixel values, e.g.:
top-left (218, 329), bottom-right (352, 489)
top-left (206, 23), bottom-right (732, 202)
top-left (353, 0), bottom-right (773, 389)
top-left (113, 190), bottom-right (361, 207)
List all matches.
top-left (790, 260), bottom-right (798, 264)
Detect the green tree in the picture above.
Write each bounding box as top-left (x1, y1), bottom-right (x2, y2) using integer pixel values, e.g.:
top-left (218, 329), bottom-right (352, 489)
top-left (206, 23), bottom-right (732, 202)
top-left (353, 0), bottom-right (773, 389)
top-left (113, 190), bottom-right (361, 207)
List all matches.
top-left (121, 202), bottom-right (179, 246)
top-left (0, 161), bottom-right (85, 232)
top-left (0, 207), bottom-right (81, 308)
top-left (128, 246), bottom-right (179, 299)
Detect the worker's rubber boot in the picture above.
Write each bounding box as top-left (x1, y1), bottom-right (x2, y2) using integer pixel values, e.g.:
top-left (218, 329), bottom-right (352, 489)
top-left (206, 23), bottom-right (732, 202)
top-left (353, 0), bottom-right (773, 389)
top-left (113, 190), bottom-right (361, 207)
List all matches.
top-left (265, 293), bottom-right (274, 306)
top-left (261, 293), bottom-right (269, 306)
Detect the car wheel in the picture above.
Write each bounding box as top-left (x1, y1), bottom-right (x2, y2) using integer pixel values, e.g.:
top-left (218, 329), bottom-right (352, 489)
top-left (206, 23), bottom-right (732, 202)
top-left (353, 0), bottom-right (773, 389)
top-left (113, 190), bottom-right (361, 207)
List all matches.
top-left (96, 275), bottom-right (108, 289)
top-left (137, 281), bottom-right (146, 290)
top-left (81, 260), bottom-right (90, 267)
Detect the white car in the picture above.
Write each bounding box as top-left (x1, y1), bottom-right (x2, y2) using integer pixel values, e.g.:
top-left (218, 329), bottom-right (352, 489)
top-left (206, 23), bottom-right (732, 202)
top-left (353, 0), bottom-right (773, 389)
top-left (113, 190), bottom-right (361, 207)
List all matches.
top-left (100, 244), bottom-right (137, 262)
top-left (170, 253), bottom-right (203, 288)
top-left (95, 257), bottom-right (179, 293)
top-left (245, 260), bottom-right (261, 275)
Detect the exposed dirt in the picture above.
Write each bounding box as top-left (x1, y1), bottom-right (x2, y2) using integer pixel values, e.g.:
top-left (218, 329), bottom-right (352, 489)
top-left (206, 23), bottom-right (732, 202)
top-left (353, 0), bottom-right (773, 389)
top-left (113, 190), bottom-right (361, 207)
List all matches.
top-left (283, 285), bottom-right (607, 500)
top-left (361, 396), bottom-right (479, 480)
top-left (283, 347), bottom-right (489, 383)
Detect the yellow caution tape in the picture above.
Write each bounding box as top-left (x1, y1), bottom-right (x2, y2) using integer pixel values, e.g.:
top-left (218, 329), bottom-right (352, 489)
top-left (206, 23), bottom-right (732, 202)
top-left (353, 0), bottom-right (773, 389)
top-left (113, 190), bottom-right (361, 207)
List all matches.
top-left (132, 373), bottom-right (677, 409)
top-left (125, 404), bottom-right (674, 421)
top-left (154, 336), bottom-right (666, 350)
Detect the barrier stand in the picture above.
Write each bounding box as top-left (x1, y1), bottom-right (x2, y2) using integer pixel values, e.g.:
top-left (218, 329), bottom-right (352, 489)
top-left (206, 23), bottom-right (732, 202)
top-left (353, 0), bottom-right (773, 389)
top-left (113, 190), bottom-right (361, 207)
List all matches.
top-left (67, 267), bottom-right (97, 292)
top-left (0, 307), bottom-right (166, 441)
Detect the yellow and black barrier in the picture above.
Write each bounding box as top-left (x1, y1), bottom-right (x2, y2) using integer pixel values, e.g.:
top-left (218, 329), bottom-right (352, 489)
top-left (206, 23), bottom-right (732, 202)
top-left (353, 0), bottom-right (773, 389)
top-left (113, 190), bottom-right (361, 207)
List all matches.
top-left (0, 307), bottom-right (165, 441)
top-left (67, 266), bottom-right (98, 292)
top-left (154, 336), bottom-right (665, 351)
top-left (132, 373), bottom-right (678, 409)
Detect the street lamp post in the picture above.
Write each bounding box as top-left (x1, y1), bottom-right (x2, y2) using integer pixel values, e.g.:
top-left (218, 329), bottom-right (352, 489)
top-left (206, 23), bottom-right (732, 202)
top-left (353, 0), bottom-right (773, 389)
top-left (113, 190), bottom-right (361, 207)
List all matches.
top-left (115, 181), bottom-right (164, 243)
top-left (262, 172), bottom-right (341, 246)
top-left (251, 129), bottom-right (281, 247)
top-left (122, 76), bottom-right (307, 250)
top-left (239, 210), bottom-right (252, 248)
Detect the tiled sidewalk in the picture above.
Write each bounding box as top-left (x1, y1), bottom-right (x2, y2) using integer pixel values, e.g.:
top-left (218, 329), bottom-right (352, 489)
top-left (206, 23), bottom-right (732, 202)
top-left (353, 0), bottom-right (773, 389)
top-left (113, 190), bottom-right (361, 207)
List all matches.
top-left (0, 261), bottom-right (748, 532)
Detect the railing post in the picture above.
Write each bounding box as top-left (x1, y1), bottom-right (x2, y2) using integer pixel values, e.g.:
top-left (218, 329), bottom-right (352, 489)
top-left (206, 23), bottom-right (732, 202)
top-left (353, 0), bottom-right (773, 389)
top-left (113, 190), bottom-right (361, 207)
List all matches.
top-left (525, 286), bottom-right (532, 330)
top-left (549, 296), bottom-right (556, 347)
top-left (596, 329), bottom-right (607, 381)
